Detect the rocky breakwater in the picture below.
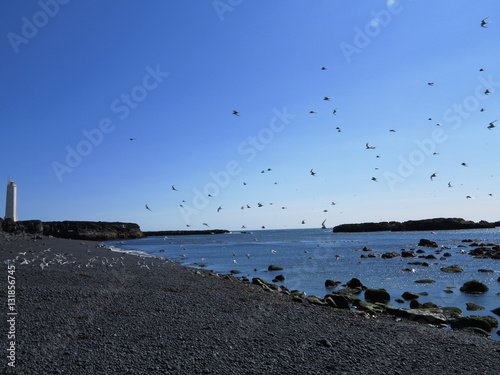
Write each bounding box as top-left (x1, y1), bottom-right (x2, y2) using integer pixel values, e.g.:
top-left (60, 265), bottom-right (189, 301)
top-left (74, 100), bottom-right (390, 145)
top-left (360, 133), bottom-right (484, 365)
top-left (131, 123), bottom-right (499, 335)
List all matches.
top-left (333, 217), bottom-right (497, 232)
top-left (0, 218), bottom-right (143, 240)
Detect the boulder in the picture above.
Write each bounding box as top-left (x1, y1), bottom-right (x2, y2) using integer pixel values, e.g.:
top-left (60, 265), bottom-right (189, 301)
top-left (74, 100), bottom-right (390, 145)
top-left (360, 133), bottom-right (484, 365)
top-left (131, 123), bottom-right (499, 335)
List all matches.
top-left (440, 265), bottom-right (464, 273)
top-left (325, 294), bottom-right (351, 309)
top-left (381, 252), bottom-right (400, 259)
top-left (402, 291), bottom-right (419, 301)
top-left (346, 277), bottom-right (364, 289)
top-left (450, 315), bottom-right (498, 333)
top-left (268, 265), bottom-right (284, 271)
top-left (365, 288), bottom-right (390, 303)
top-left (466, 302), bottom-right (485, 311)
top-left (459, 280), bottom-right (489, 294)
top-left (491, 307), bottom-right (500, 317)
top-left (418, 239), bottom-right (438, 247)
top-left (414, 279), bottom-right (436, 284)
top-left (324, 279), bottom-right (341, 289)
top-left (272, 274), bottom-right (285, 282)
top-left (251, 277), bottom-right (268, 286)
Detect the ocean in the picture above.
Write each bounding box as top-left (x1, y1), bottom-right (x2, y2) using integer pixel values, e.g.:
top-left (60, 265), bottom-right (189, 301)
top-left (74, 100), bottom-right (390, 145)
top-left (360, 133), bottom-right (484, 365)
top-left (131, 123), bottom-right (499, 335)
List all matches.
top-left (105, 228), bottom-right (500, 336)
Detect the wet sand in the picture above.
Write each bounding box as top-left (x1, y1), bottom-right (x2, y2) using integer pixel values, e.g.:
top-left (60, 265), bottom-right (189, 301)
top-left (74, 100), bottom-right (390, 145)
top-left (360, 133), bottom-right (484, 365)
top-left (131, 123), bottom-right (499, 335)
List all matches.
top-left (1, 234), bottom-right (499, 374)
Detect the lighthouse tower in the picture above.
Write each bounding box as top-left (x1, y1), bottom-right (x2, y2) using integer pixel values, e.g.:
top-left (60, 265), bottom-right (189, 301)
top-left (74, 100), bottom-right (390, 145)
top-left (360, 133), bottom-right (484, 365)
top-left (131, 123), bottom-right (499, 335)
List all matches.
top-left (5, 181), bottom-right (18, 221)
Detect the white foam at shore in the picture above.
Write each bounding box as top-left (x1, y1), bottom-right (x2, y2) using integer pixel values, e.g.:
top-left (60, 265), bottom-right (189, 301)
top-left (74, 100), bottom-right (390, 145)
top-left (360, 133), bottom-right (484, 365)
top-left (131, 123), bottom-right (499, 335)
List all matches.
top-left (106, 245), bottom-right (155, 258)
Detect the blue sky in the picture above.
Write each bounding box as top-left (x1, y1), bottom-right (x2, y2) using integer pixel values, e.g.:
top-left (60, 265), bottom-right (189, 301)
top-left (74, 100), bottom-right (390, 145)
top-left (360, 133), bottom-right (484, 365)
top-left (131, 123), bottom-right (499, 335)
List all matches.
top-left (1, 0), bottom-right (499, 231)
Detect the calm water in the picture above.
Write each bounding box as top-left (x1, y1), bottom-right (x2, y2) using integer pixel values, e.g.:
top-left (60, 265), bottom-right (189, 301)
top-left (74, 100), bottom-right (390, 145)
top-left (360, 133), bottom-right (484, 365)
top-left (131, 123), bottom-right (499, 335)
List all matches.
top-left (106, 228), bottom-right (500, 335)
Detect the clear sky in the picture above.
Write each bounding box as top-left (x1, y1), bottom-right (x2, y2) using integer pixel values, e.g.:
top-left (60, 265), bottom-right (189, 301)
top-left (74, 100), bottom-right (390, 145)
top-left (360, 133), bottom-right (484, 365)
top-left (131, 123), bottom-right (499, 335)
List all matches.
top-left (1, 0), bottom-right (499, 231)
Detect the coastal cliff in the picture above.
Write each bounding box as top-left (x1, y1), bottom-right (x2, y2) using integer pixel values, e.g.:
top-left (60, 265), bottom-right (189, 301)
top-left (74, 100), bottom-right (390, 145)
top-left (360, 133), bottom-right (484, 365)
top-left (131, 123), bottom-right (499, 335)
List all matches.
top-left (333, 217), bottom-right (498, 233)
top-left (0, 219), bottom-right (144, 240)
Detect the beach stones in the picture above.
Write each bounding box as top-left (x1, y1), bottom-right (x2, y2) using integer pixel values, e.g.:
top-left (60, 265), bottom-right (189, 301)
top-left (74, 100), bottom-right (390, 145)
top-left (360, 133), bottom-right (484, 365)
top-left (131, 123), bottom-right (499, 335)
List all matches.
top-left (459, 280), bottom-right (489, 294)
top-left (440, 265), bottom-right (464, 273)
top-left (364, 288), bottom-right (390, 303)
top-left (325, 294), bottom-right (351, 309)
top-left (414, 279), bottom-right (436, 284)
top-left (272, 274), bottom-right (285, 282)
top-left (381, 252), bottom-right (400, 259)
top-left (346, 277), bottom-right (364, 289)
top-left (491, 307), bottom-right (500, 317)
top-left (418, 239), bottom-right (438, 247)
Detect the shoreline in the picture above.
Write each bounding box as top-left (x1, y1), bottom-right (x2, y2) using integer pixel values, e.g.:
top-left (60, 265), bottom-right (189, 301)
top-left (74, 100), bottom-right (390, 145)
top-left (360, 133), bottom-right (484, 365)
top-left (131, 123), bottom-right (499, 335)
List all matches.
top-left (1, 235), bottom-right (499, 374)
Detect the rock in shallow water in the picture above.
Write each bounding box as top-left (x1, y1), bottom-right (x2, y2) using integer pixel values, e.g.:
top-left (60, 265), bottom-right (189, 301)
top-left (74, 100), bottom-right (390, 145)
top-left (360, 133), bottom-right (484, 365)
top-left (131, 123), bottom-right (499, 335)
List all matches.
top-left (459, 280), bottom-right (489, 294)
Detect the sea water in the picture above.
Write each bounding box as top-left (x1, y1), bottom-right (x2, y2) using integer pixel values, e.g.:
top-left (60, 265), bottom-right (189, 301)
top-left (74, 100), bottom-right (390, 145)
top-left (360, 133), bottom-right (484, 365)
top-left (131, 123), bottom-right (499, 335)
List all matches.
top-left (106, 228), bottom-right (500, 336)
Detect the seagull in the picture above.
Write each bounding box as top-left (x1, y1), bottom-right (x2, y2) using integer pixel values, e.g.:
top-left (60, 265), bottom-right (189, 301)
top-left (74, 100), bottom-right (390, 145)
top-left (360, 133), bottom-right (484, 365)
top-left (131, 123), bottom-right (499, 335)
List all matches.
top-left (331, 202), bottom-right (336, 205)
top-left (233, 110), bottom-right (240, 116)
top-left (448, 182), bottom-right (453, 188)
top-left (481, 108), bottom-right (485, 112)
top-left (208, 194), bottom-right (213, 198)
top-left (436, 123), bottom-right (443, 126)
top-left (145, 204), bottom-right (152, 212)
top-left (481, 17), bottom-right (490, 28)
top-left (310, 169), bottom-right (316, 176)
top-left (172, 185), bottom-right (178, 191)
top-left (466, 196), bottom-right (475, 199)
top-left (430, 173), bottom-right (437, 181)
top-left (301, 220), bottom-right (306, 224)
top-left (461, 162), bottom-right (468, 167)
top-left (489, 193), bottom-right (493, 197)
top-left (488, 120), bottom-right (497, 129)
top-left (129, 138), bottom-right (136, 141)
top-left (389, 129), bottom-right (396, 132)
top-left (366, 143), bottom-right (376, 150)
top-left (485, 89), bottom-right (491, 95)
top-left (309, 110), bottom-right (317, 114)
top-left (480, 68), bottom-right (485, 71)
top-left (257, 202), bottom-right (264, 207)
top-left (323, 96), bottom-right (331, 101)
top-left (335, 127), bottom-right (341, 132)
top-left (217, 206), bottom-right (222, 213)
top-left (321, 219), bottom-right (327, 230)
top-left (333, 109), bottom-right (337, 115)
top-left (371, 177), bottom-right (378, 182)
top-left (428, 82), bottom-right (435, 86)
top-left (321, 67), bottom-right (327, 70)
top-left (202, 223), bottom-right (210, 228)
top-left (270, 249), bottom-right (277, 254)
top-left (241, 225), bottom-right (246, 229)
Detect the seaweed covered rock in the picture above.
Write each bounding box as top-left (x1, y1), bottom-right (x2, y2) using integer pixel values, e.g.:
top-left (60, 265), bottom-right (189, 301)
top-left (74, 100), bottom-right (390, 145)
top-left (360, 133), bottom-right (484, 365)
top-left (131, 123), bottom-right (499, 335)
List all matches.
top-left (459, 280), bottom-right (489, 294)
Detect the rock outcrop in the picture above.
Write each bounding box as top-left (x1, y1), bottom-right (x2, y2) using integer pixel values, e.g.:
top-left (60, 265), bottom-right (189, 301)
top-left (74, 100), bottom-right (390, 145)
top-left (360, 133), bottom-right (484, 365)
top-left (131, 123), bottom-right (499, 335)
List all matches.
top-left (333, 217), bottom-right (497, 232)
top-left (0, 219), bottom-right (143, 240)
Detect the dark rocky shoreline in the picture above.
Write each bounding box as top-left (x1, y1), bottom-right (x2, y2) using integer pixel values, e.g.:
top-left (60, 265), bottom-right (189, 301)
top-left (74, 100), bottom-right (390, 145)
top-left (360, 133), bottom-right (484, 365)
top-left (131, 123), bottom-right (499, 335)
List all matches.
top-left (333, 217), bottom-right (500, 232)
top-left (1, 233), bottom-right (500, 374)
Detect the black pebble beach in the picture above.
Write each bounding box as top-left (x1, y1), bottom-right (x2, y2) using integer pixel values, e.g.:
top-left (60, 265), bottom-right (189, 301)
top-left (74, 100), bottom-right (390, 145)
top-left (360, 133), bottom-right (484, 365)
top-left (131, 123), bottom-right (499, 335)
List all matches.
top-left (1, 235), bottom-right (499, 374)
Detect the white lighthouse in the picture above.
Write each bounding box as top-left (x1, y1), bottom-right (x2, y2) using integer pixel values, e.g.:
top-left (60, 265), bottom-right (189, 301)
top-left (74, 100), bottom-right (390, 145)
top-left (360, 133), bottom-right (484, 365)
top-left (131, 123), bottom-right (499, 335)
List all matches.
top-left (5, 181), bottom-right (18, 221)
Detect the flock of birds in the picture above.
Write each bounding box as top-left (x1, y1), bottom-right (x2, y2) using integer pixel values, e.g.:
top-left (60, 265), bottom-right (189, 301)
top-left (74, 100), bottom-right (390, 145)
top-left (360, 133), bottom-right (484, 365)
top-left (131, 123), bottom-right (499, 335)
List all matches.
top-left (139, 16), bottom-right (497, 230)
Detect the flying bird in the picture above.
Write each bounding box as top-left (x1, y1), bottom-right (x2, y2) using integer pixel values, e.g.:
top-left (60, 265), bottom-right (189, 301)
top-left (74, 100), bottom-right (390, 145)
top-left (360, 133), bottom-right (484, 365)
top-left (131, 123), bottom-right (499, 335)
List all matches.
top-left (129, 138), bottom-right (136, 141)
top-left (172, 185), bottom-right (178, 191)
top-left (336, 127), bottom-right (341, 132)
top-left (301, 220), bottom-right (306, 224)
top-left (488, 120), bottom-right (497, 129)
top-left (217, 206), bottom-right (222, 212)
top-left (321, 66), bottom-right (327, 70)
top-left (333, 109), bottom-right (337, 115)
top-left (310, 169), bottom-right (316, 176)
top-left (430, 173), bottom-right (437, 181)
top-left (321, 220), bottom-right (327, 229)
top-left (448, 182), bottom-right (453, 188)
top-left (466, 196), bottom-right (475, 199)
top-left (202, 223), bottom-right (210, 228)
top-left (371, 177), bottom-right (378, 182)
top-left (366, 143), bottom-right (376, 149)
top-left (389, 129), bottom-right (396, 132)
top-left (485, 89), bottom-right (491, 95)
top-left (481, 17), bottom-right (490, 28)
top-left (232, 110), bottom-right (240, 116)
top-left (428, 82), bottom-right (435, 86)
top-left (145, 204), bottom-right (152, 212)
top-left (323, 96), bottom-right (331, 101)
top-left (461, 162), bottom-right (468, 167)
top-left (309, 110), bottom-right (317, 114)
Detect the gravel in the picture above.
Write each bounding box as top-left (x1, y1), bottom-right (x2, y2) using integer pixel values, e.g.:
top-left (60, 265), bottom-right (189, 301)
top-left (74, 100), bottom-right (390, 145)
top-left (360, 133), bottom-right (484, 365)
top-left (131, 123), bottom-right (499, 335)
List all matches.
top-left (1, 235), bottom-right (499, 374)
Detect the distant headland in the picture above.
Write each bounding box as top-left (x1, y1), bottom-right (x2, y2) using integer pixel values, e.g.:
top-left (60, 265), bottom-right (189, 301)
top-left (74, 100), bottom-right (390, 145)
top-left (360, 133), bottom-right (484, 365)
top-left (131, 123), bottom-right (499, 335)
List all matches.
top-left (333, 217), bottom-right (500, 233)
top-left (0, 219), bottom-right (230, 240)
